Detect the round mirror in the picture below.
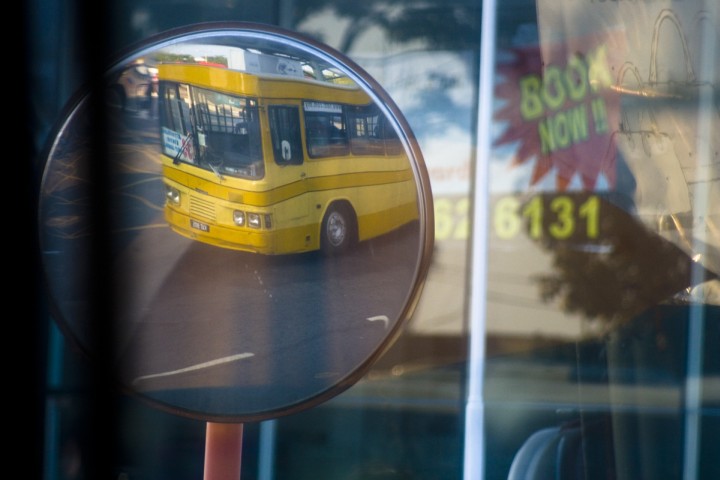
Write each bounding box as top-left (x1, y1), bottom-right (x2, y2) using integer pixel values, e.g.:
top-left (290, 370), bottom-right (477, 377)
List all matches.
top-left (38, 23), bottom-right (433, 422)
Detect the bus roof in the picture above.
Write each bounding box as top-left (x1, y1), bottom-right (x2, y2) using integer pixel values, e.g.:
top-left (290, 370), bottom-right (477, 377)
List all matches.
top-left (158, 62), bottom-right (370, 104)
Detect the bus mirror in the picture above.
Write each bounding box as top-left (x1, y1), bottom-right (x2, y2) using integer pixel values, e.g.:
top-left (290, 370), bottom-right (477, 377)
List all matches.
top-left (37, 22), bottom-right (434, 422)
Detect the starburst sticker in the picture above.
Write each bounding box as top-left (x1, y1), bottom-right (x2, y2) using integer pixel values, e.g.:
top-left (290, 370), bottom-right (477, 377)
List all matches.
top-left (494, 37), bottom-right (621, 191)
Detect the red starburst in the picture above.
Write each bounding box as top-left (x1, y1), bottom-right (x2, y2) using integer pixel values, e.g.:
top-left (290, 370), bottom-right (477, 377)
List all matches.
top-left (493, 44), bottom-right (620, 191)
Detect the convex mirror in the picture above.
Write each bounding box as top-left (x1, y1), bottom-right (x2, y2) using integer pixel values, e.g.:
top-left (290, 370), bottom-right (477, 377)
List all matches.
top-left (38, 23), bottom-right (433, 422)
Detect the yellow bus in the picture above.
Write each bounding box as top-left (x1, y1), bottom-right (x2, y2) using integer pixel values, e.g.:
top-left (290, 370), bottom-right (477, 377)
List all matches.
top-left (158, 58), bottom-right (419, 255)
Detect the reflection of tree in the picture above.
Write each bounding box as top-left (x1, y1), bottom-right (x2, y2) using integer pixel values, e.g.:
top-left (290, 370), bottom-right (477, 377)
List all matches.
top-left (533, 195), bottom-right (718, 324)
top-left (294, 1), bottom-right (482, 140)
top-left (113, 2), bottom-right (482, 142)
top-left (291, 0), bottom-right (481, 53)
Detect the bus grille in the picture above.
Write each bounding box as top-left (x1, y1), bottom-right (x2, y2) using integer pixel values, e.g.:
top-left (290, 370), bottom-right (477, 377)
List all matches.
top-left (189, 195), bottom-right (216, 221)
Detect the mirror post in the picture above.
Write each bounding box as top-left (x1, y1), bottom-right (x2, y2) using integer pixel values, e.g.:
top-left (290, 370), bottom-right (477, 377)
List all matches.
top-left (204, 422), bottom-right (244, 480)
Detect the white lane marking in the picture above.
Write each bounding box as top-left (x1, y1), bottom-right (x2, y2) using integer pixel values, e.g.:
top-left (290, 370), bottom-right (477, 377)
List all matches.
top-left (132, 352), bottom-right (255, 385)
top-left (367, 315), bottom-right (389, 329)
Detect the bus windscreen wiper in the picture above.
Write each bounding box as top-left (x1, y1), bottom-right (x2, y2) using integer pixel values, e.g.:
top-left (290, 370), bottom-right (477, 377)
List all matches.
top-left (207, 158), bottom-right (225, 181)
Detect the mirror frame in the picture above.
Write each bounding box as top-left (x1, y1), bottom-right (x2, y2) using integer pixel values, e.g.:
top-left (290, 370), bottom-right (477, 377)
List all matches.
top-left (37, 21), bottom-right (435, 422)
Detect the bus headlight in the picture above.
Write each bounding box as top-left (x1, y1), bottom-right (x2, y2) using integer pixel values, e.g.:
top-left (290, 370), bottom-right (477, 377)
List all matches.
top-left (264, 214), bottom-right (272, 229)
top-left (165, 185), bottom-right (180, 205)
top-left (248, 212), bottom-right (261, 229)
top-left (233, 210), bottom-right (246, 226)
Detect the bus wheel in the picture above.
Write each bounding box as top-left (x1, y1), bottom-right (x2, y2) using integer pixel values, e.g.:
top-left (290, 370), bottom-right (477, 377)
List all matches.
top-left (321, 203), bottom-right (357, 255)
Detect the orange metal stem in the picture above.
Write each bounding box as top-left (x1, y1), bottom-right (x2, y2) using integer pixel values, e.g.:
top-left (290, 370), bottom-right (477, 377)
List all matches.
top-left (203, 422), bottom-right (244, 480)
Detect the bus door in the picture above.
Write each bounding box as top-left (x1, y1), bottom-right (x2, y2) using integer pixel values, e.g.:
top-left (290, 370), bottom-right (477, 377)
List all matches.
top-left (267, 104), bottom-right (311, 227)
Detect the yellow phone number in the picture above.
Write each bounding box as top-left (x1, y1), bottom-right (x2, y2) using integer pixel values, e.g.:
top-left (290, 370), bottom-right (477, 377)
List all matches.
top-left (434, 194), bottom-right (600, 241)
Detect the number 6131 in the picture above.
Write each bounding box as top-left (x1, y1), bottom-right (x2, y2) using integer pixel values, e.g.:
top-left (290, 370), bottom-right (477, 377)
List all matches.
top-left (493, 194), bottom-right (600, 240)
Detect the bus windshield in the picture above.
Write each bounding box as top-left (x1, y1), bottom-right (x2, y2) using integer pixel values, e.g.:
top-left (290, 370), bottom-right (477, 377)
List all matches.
top-left (160, 82), bottom-right (264, 179)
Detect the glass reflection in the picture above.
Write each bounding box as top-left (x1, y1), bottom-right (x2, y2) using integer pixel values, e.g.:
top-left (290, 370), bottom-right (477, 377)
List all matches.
top-left (38, 25), bottom-right (432, 421)
top-left (483, 1), bottom-right (719, 478)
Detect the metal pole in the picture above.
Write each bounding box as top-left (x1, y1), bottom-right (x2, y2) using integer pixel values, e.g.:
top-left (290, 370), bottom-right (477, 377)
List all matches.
top-left (463, 0), bottom-right (497, 478)
top-left (682, 3), bottom-right (717, 478)
top-left (204, 422), bottom-right (244, 480)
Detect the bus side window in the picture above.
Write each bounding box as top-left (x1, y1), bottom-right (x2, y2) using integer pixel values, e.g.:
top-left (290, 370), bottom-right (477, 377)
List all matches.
top-left (305, 112), bottom-right (349, 158)
top-left (160, 83), bottom-right (197, 163)
top-left (381, 116), bottom-right (403, 156)
top-left (269, 105), bottom-right (303, 165)
top-left (349, 105), bottom-right (385, 156)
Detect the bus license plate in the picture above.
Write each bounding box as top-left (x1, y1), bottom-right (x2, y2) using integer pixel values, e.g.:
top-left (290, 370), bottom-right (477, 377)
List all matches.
top-left (191, 219), bottom-right (210, 232)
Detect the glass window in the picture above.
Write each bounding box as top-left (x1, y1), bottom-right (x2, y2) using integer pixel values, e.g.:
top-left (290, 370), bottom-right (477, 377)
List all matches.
top-left (32, 1), bottom-right (481, 478)
top-left (346, 103), bottom-right (402, 157)
top-left (31, 0), bottom-right (719, 479)
top-left (160, 82), bottom-right (263, 178)
top-left (470, 0), bottom-right (720, 479)
top-left (160, 82), bottom-right (197, 163)
top-left (192, 87), bottom-right (263, 177)
top-left (269, 105), bottom-right (303, 165)
top-left (348, 104), bottom-right (385, 156)
top-left (304, 101), bottom-right (349, 158)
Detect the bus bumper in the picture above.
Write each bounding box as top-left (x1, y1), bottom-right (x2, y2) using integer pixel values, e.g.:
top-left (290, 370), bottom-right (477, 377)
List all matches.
top-left (165, 207), bottom-right (275, 254)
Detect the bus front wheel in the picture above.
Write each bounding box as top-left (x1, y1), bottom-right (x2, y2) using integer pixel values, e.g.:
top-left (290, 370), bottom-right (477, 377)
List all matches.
top-left (320, 203), bottom-right (357, 255)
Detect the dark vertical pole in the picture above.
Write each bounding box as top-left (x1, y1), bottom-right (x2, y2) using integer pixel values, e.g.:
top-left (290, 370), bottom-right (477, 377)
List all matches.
top-left (79, 0), bottom-right (117, 477)
top-left (23, 0), bottom-right (48, 477)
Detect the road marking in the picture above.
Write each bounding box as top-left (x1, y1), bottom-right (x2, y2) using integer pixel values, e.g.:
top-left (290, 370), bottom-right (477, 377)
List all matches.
top-left (367, 315), bottom-right (389, 329)
top-left (132, 352), bottom-right (255, 385)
